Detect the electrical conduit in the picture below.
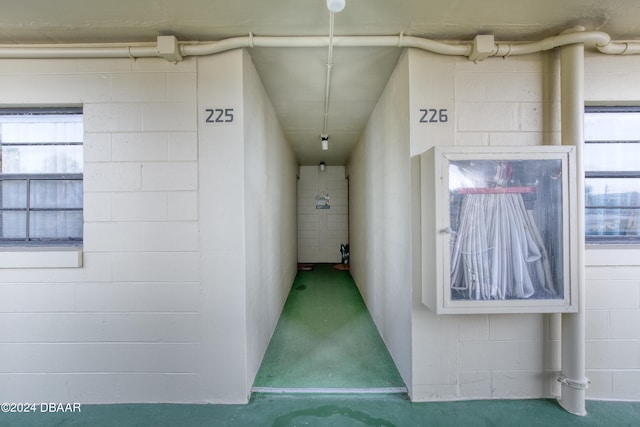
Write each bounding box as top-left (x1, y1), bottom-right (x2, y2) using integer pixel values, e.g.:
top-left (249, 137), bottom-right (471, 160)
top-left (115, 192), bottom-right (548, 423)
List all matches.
top-left (322, 11), bottom-right (337, 138)
top-left (0, 30), bottom-right (638, 60)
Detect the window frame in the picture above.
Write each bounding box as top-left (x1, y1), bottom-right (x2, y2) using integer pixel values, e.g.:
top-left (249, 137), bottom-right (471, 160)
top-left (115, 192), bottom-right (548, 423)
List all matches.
top-left (0, 107), bottom-right (84, 247)
top-left (584, 106), bottom-right (640, 244)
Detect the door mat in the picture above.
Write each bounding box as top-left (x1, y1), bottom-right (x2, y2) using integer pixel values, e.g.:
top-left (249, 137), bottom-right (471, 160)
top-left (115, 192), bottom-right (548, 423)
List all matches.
top-left (297, 263), bottom-right (314, 271)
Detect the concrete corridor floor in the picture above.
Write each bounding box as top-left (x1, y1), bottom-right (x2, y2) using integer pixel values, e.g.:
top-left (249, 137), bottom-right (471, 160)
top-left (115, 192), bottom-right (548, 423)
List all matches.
top-left (4, 394), bottom-right (640, 426)
top-left (252, 263), bottom-right (405, 391)
top-left (5, 264), bottom-right (640, 426)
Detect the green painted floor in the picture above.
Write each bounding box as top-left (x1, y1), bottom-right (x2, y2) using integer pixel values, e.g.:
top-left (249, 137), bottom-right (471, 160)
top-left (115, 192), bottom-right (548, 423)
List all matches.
top-left (253, 263), bottom-right (405, 391)
top-left (4, 395), bottom-right (640, 426)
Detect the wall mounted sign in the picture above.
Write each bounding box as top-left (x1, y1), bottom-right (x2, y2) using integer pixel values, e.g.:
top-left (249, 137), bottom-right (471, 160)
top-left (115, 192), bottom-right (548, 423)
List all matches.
top-left (315, 193), bottom-right (330, 209)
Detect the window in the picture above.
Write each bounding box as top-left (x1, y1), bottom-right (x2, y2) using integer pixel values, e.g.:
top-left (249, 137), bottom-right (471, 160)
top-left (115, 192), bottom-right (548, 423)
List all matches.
top-left (0, 108), bottom-right (83, 246)
top-left (584, 106), bottom-right (640, 243)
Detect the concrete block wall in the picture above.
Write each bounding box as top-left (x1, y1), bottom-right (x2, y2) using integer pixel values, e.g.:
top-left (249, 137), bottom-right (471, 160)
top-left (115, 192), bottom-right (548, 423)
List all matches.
top-left (406, 48), bottom-right (640, 402)
top-left (408, 49), bottom-right (560, 401)
top-left (297, 165), bottom-right (348, 263)
top-left (0, 44), bottom-right (638, 407)
top-left (197, 51), bottom-right (251, 402)
top-left (583, 52), bottom-right (640, 400)
top-left (0, 57), bottom-right (203, 403)
top-left (585, 252), bottom-right (640, 399)
top-left (0, 49), bottom-right (297, 404)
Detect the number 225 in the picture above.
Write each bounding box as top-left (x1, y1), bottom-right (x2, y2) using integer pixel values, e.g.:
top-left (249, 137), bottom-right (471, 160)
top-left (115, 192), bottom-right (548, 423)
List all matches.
top-left (205, 108), bottom-right (234, 123)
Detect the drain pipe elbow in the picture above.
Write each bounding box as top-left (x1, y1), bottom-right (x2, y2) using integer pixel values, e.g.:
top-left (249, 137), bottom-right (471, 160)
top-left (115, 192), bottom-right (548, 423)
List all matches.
top-left (597, 40), bottom-right (640, 55)
top-left (597, 41), bottom-right (628, 55)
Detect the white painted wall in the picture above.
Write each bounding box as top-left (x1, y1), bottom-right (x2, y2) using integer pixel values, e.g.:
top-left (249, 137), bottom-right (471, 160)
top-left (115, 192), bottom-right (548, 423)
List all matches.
top-left (0, 49), bottom-right (296, 404)
top-left (198, 51), bottom-right (248, 403)
top-left (0, 44), bottom-right (638, 406)
top-left (583, 52), bottom-right (640, 400)
top-left (407, 48), bottom-right (640, 401)
top-left (242, 50), bottom-right (298, 392)
top-left (409, 50), bottom-right (559, 400)
top-left (297, 165), bottom-right (348, 263)
top-left (0, 56), bottom-right (203, 404)
top-left (347, 50), bottom-right (414, 391)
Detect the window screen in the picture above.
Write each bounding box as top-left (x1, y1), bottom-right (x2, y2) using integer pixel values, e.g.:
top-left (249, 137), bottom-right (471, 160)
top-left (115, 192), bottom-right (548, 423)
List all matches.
top-left (0, 108), bottom-right (83, 245)
top-left (584, 106), bottom-right (640, 243)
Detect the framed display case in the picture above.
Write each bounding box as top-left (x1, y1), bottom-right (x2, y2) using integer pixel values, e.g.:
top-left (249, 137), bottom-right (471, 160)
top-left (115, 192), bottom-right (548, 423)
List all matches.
top-left (421, 146), bottom-right (578, 314)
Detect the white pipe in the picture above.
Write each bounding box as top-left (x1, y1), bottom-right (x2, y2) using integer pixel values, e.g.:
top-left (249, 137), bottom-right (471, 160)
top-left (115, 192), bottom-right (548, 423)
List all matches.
top-left (544, 48), bottom-right (563, 399)
top-left (0, 30), bottom-right (637, 61)
top-left (323, 12), bottom-right (337, 137)
top-left (400, 35), bottom-right (472, 56)
top-left (491, 30), bottom-right (606, 57)
top-left (559, 28), bottom-right (588, 417)
top-left (0, 45), bottom-right (158, 59)
top-left (598, 41), bottom-right (640, 55)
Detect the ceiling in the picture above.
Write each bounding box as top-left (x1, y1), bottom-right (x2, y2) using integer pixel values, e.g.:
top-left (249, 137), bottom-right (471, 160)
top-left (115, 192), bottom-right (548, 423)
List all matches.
top-left (2, 0), bottom-right (640, 165)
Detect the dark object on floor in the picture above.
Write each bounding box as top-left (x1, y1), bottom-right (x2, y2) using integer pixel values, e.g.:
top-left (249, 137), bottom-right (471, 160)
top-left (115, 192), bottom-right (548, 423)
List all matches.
top-left (334, 263), bottom-right (350, 271)
top-left (340, 243), bottom-right (350, 264)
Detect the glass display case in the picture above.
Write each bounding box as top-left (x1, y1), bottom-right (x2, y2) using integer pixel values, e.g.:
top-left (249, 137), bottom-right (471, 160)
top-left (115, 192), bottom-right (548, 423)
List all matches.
top-left (421, 146), bottom-right (578, 314)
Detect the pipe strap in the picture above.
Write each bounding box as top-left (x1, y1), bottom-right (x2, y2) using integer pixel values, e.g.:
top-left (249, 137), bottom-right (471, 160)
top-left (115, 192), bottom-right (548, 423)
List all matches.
top-left (557, 375), bottom-right (590, 390)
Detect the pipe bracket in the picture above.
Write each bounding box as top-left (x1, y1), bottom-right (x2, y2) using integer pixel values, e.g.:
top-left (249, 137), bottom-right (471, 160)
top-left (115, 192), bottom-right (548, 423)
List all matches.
top-left (557, 375), bottom-right (590, 390)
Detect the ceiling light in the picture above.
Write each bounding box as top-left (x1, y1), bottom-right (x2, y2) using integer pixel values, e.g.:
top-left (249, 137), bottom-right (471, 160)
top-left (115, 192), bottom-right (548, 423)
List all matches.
top-left (326, 0), bottom-right (345, 13)
top-left (321, 135), bottom-right (329, 150)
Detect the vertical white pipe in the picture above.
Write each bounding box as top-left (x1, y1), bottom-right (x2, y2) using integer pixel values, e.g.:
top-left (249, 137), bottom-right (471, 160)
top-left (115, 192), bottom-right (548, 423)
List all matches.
top-left (559, 30), bottom-right (588, 416)
top-left (544, 50), bottom-right (562, 398)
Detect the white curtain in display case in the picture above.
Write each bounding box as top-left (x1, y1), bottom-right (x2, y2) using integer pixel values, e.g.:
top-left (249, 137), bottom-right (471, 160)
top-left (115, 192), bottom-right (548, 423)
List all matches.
top-left (449, 159), bottom-right (562, 301)
top-left (421, 146), bottom-right (578, 314)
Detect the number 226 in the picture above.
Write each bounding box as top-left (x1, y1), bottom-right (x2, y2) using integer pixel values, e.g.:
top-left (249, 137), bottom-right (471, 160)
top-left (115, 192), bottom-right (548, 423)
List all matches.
top-left (419, 108), bottom-right (448, 123)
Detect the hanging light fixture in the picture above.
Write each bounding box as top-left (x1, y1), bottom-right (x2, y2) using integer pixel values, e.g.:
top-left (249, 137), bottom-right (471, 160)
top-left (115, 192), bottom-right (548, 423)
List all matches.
top-left (320, 1), bottom-right (342, 154)
top-left (326, 0), bottom-right (345, 13)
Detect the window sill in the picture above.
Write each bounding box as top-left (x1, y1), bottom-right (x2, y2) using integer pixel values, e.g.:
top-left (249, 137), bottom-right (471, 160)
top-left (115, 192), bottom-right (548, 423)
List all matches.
top-left (585, 245), bottom-right (640, 266)
top-left (0, 247), bottom-right (83, 269)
